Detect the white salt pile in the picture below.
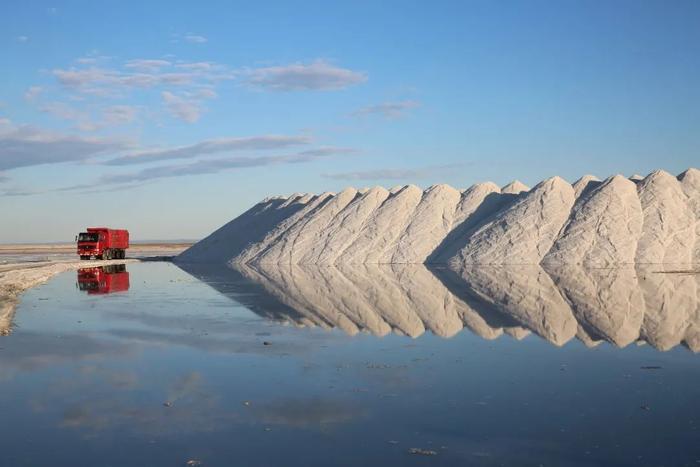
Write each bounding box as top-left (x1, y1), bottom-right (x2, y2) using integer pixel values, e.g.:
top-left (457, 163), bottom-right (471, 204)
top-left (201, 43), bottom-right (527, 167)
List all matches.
top-left (176, 168), bottom-right (699, 266)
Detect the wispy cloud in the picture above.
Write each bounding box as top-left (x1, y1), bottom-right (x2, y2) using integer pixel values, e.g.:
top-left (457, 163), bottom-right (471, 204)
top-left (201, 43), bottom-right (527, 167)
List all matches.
top-left (40, 57), bottom-right (364, 133)
top-left (75, 55), bottom-right (110, 65)
top-left (161, 91), bottom-right (203, 123)
top-left (101, 105), bottom-right (138, 125)
top-left (175, 62), bottom-right (217, 71)
top-left (54, 67), bottom-right (189, 93)
top-left (0, 187), bottom-right (44, 197)
top-left (49, 146), bottom-right (354, 194)
top-left (39, 101), bottom-right (88, 122)
top-left (16, 35), bottom-right (29, 43)
top-left (295, 146), bottom-right (356, 157)
top-left (105, 135), bottom-right (313, 165)
top-left (41, 57), bottom-right (233, 126)
top-left (124, 59), bottom-right (172, 72)
top-left (24, 86), bottom-right (43, 101)
top-left (100, 148), bottom-right (351, 185)
top-left (352, 100), bottom-right (420, 119)
top-left (52, 58), bottom-right (233, 97)
top-left (38, 101), bottom-right (138, 131)
top-left (0, 124), bottom-right (128, 171)
top-left (78, 105), bottom-right (140, 131)
top-left (245, 60), bottom-right (367, 91)
top-left (184, 34), bottom-right (208, 44)
top-left (322, 164), bottom-right (462, 181)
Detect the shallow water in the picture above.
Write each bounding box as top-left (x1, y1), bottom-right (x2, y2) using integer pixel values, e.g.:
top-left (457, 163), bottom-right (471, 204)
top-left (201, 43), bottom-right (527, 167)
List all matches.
top-left (1, 262), bottom-right (699, 466)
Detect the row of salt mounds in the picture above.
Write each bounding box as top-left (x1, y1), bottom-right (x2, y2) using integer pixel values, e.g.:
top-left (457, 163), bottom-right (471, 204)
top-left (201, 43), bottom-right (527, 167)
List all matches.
top-left (176, 168), bottom-right (699, 266)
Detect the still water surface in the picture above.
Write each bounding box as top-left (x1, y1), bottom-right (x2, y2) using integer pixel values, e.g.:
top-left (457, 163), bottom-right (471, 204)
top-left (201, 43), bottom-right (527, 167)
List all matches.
top-left (0, 262), bottom-right (698, 466)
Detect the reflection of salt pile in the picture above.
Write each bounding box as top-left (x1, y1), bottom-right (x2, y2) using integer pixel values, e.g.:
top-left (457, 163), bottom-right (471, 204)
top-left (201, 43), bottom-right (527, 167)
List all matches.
top-left (176, 261), bottom-right (700, 351)
top-left (178, 168), bottom-right (699, 266)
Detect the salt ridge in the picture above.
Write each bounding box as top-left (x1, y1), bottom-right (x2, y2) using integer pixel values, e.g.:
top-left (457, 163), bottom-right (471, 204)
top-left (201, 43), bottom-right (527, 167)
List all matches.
top-left (177, 167), bottom-right (699, 266)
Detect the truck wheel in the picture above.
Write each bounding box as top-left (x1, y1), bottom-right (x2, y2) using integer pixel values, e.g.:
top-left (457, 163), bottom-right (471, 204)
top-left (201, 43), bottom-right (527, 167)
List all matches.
top-left (120, 249), bottom-right (126, 259)
top-left (105, 249), bottom-right (112, 260)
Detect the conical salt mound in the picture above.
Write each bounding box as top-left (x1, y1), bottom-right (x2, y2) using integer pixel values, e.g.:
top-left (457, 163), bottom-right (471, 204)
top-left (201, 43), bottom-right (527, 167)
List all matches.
top-left (544, 175), bottom-right (642, 266)
top-left (635, 170), bottom-right (694, 264)
top-left (455, 176), bottom-right (575, 265)
top-left (337, 184), bottom-right (424, 264)
top-left (390, 184), bottom-right (461, 263)
top-left (572, 174), bottom-right (601, 199)
top-left (303, 186), bottom-right (390, 265)
top-left (501, 180), bottom-right (529, 194)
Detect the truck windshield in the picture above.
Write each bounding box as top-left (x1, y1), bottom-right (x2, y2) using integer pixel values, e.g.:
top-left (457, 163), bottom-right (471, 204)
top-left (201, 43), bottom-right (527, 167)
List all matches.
top-left (78, 233), bottom-right (99, 242)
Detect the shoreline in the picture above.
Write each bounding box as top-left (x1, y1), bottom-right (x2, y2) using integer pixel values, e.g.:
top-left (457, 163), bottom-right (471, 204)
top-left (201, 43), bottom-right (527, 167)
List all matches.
top-left (0, 243), bottom-right (190, 335)
top-left (0, 258), bottom-right (145, 335)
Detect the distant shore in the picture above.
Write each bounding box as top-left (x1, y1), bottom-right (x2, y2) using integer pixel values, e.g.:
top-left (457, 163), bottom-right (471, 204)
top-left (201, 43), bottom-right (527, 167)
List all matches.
top-left (0, 242), bottom-right (194, 255)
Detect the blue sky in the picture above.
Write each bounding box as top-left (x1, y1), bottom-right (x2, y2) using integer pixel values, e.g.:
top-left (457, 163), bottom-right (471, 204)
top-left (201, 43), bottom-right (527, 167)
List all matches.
top-left (1, 0), bottom-right (698, 242)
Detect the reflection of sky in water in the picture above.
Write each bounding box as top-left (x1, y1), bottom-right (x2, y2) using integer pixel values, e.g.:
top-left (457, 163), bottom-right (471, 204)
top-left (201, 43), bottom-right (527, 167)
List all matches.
top-left (0, 262), bottom-right (698, 466)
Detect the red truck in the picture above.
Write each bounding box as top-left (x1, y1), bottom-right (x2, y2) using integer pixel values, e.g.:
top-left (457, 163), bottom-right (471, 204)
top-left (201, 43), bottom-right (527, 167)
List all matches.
top-left (76, 227), bottom-right (129, 260)
top-left (77, 265), bottom-right (130, 294)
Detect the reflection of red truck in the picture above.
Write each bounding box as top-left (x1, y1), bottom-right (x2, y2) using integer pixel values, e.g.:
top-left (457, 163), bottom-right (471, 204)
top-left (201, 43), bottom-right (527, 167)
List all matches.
top-left (76, 227), bottom-right (129, 260)
top-left (77, 265), bottom-right (130, 294)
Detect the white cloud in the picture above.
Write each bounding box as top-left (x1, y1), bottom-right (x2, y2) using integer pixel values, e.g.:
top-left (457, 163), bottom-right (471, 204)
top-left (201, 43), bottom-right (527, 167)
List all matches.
top-left (75, 56), bottom-right (109, 65)
top-left (352, 100), bottom-right (420, 119)
top-left (52, 59), bottom-right (233, 97)
top-left (124, 59), bottom-right (172, 72)
top-left (176, 62), bottom-right (217, 71)
top-left (16, 35), bottom-right (29, 43)
top-left (53, 67), bottom-right (189, 91)
top-left (245, 60), bottom-right (367, 91)
top-left (184, 34), bottom-right (208, 44)
top-left (24, 86), bottom-right (43, 101)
